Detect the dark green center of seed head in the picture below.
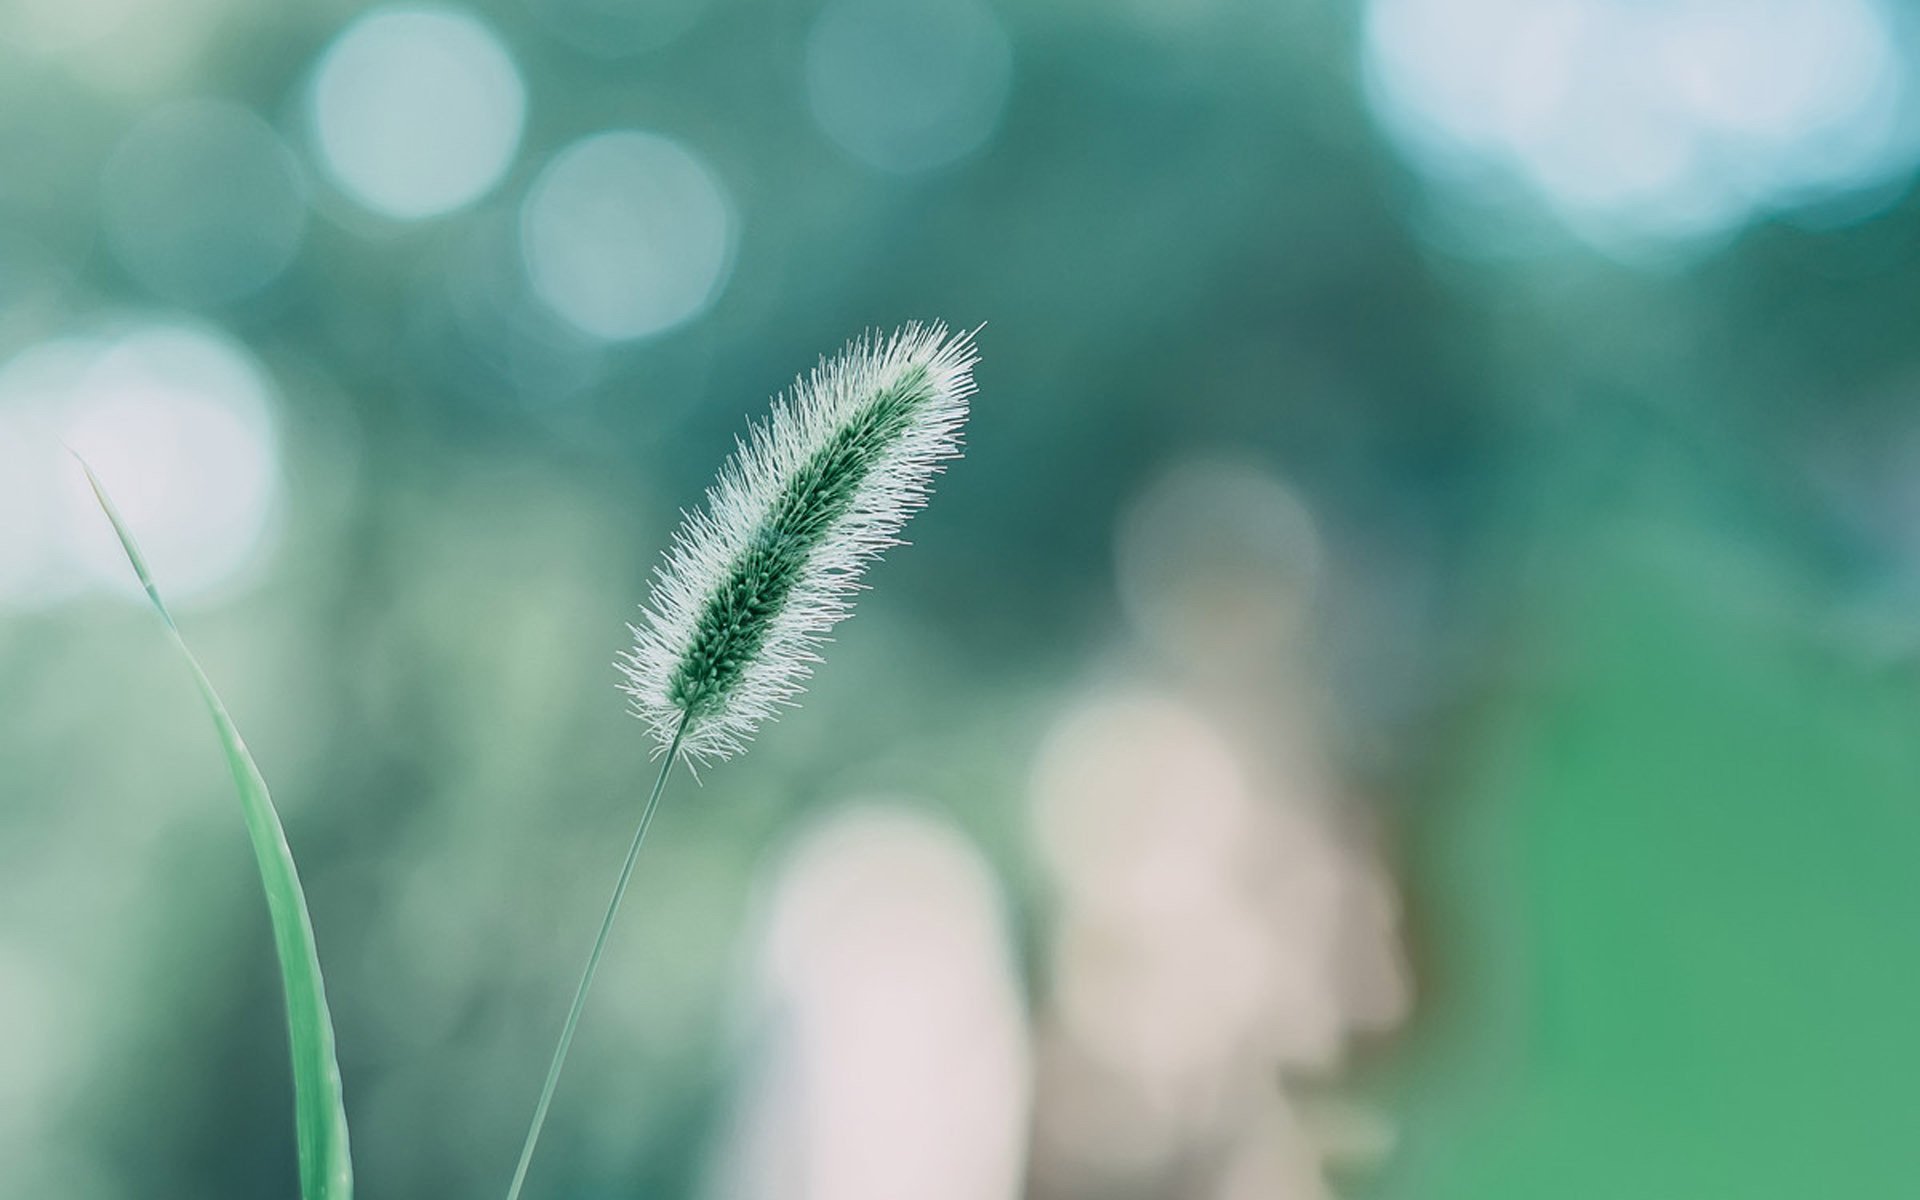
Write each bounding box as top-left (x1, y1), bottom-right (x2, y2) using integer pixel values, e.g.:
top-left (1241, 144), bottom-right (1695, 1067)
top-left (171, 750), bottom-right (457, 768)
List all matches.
top-left (667, 364), bottom-right (934, 719)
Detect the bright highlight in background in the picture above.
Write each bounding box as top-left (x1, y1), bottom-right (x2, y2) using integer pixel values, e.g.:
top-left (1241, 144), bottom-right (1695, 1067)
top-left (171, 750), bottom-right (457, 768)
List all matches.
top-left (0, 325), bottom-right (281, 608)
top-left (1027, 690), bottom-right (1408, 1190)
top-left (520, 131), bottom-right (736, 340)
top-left (712, 805), bottom-right (1030, 1200)
top-left (307, 5), bottom-right (526, 220)
top-left (1362, 0), bottom-right (1918, 249)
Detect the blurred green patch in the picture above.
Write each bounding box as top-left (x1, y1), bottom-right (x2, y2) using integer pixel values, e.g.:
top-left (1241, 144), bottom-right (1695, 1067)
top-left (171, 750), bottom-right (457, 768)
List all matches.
top-left (1384, 479), bottom-right (1920, 1199)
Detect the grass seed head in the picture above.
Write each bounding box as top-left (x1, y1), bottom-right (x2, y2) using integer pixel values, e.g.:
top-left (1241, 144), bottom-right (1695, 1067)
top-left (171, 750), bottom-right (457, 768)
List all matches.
top-left (618, 322), bottom-right (977, 761)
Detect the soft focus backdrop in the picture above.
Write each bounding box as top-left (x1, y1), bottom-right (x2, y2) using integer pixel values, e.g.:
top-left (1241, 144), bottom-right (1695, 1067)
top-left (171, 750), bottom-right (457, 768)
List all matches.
top-left (5, 0), bottom-right (1920, 1196)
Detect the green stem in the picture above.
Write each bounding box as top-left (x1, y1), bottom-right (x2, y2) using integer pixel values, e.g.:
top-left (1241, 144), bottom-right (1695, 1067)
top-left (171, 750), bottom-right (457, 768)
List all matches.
top-left (505, 716), bottom-right (687, 1200)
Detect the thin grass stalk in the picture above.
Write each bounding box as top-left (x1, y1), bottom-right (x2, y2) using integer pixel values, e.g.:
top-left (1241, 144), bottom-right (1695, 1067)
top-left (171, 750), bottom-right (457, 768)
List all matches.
top-left (505, 324), bottom-right (975, 1197)
top-left (504, 715), bottom-right (688, 1200)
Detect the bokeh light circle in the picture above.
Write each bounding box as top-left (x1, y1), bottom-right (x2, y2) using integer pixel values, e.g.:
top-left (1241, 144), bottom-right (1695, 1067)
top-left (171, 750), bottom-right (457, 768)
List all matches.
top-left (805, 0), bottom-right (1013, 174)
top-left (101, 100), bottom-right (308, 306)
top-left (519, 130), bottom-right (736, 341)
top-left (0, 324), bottom-right (281, 608)
top-left (1115, 457), bottom-right (1323, 670)
top-left (1361, 0), bottom-right (1918, 250)
top-left (307, 5), bottom-right (526, 220)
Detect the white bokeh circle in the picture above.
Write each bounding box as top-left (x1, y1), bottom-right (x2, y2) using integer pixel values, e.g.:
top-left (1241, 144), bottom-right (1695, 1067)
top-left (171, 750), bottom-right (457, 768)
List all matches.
top-left (520, 131), bottom-right (736, 340)
top-left (1362, 0), bottom-right (1917, 250)
top-left (0, 324), bottom-right (282, 608)
top-left (307, 5), bottom-right (526, 220)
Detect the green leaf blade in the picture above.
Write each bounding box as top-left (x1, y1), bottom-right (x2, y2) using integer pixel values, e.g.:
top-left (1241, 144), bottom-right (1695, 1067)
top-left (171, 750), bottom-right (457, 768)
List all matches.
top-left (78, 456), bottom-right (353, 1200)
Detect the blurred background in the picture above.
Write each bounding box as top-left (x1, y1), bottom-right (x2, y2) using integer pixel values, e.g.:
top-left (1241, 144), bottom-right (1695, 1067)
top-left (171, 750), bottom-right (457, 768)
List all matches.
top-left (4, 0), bottom-right (1920, 1195)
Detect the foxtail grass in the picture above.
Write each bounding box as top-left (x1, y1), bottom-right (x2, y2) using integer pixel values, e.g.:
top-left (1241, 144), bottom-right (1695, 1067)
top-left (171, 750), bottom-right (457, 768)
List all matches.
top-left (504, 322), bottom-right (977, 1199)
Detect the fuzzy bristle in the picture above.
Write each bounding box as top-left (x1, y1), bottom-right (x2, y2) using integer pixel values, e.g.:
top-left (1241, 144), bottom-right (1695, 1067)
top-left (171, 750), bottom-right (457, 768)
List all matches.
top-left (618, 322), bottom-right (976, 761)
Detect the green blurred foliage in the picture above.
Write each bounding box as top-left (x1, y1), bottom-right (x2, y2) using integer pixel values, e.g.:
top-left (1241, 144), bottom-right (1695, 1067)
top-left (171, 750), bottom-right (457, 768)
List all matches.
top-left (2, 0), bottom-right (1919, 1196)
top-left (1382, 464), bottom-right (1920, 1199)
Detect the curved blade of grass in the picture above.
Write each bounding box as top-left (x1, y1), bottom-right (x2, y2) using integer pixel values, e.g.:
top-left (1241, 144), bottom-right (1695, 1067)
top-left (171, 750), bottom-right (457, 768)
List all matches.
top-left (77, 455), bottom-right (353, 1200)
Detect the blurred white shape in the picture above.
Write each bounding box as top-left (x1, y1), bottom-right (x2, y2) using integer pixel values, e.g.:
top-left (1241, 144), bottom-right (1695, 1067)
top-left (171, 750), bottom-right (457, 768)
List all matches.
top-left (712, 804), bottom-right (1030, 1200)
top-left (0, 324), bottom-right (280, 608)
top-left (1116, 457), bottom-right (1323, 671)
top-left (1362, 0), bottom-right (1915, 250)
top-left (1032, 694), bottom-right (1250, 921)
top-left (307, 5), bottom-right (525, 220)
top-left (805, 0), bottom-right (1013, 174)
top-left (520, 131), bottom-right (735, 340)
top-left (1211, 1101), bottom-right (1335, 1200)
top-left (1028, 690), bottom-right (1408, 1189)
top-left (101, 100), bottom-right (308, 306)
top-left (1208, 1096), bottom-right (1394, 1200)
top-left (1033, 696), bottom-right (1309, 1086)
